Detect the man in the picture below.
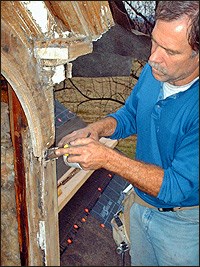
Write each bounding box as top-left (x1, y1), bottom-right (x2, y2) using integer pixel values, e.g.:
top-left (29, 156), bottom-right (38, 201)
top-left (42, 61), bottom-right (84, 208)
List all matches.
top-left (55, 1), bottom-right (199, 266)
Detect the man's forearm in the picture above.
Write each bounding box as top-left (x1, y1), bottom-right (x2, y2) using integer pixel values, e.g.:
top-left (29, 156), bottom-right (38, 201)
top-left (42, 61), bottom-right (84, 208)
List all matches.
top-left (105, 148), bottom-right (164, 197)
top-left (87, 118), bottom-right (163, 196)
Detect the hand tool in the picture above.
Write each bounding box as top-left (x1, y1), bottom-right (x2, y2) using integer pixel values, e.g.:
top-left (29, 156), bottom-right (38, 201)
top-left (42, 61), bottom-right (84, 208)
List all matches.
top-left (44, 146), bottom-right (59, 161)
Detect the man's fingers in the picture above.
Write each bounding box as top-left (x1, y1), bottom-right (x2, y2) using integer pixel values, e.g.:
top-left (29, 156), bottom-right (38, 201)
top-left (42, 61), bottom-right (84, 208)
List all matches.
top-left (54, 148), bottom-right (68, 157)
top-left (57, 131), bottom-right (77, 147)
top-left (57, 129), bottom-right (93, 147)
top-left (55, 145), bottom-right (83, 157)
top-left (70, 137), bottom-right (92, 146)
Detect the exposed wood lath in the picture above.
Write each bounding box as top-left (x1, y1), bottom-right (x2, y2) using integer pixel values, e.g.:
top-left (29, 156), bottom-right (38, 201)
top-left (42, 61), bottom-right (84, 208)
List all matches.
top-left (44, 1), bottom-right (114, 39)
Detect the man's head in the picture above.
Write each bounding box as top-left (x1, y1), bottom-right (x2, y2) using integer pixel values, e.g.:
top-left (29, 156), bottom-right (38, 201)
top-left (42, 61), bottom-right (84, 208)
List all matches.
top-left (148, 1), bottom-right (199, 85)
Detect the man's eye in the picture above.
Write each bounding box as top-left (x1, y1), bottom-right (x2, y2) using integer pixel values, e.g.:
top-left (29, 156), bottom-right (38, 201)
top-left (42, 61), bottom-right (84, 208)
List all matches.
top-left (166, 50), bottom-right (176, 55)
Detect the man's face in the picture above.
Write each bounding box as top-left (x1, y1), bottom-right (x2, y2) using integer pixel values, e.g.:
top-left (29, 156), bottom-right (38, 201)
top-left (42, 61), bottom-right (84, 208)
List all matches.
top-left (149, 16), bottom-right (199, 85)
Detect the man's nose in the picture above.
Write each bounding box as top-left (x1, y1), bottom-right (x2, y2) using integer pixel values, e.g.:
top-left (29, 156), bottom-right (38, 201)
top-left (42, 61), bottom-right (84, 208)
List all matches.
top-left (149, 45), bottom-right (163, 63)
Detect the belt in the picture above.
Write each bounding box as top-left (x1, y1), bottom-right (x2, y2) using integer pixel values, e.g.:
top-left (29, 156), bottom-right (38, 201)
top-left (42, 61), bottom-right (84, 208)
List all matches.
top-left (133, 190), bottom-right (199, 212)
top-left (157, 206), bottom-right (199, 212)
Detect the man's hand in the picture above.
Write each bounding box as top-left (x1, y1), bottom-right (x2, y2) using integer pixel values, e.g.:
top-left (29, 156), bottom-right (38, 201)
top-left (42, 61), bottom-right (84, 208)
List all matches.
top-left (57, 117), bottom-right (117, 148)
top-left (55, 137), bottom-right (111, 170)
top-left (57, 126), bottom-right (99, 148)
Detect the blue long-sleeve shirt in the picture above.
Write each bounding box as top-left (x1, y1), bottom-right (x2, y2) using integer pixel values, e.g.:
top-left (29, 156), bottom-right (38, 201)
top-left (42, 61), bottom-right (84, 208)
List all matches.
top-left (108, 63), bottom-right (199, 208)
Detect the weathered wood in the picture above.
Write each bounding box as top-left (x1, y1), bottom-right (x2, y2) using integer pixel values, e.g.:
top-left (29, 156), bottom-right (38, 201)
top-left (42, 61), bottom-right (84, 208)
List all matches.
top-left (45, 1), bottom-right (114, 39)
top-left (1, 19), bottom-right (55, 157)
top-left (7, 84), bottom-right (60, 266)
top-left (34, 37), bottom-right (93, 66)
top-left (58, 138), bottom-right (118, 212)
top-left (41, 160), bottom-right (60, 266)
top-left (8, 85), bottom-right (29, 266)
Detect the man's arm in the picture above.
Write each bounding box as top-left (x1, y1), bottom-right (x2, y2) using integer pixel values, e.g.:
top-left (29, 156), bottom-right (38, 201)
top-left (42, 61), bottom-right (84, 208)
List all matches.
top-left (56, 136), bottom-right (163, 197)
top-left (104, 147), bottom-right (164, 197)
top-left (87, 116), bottom-right (117, 138)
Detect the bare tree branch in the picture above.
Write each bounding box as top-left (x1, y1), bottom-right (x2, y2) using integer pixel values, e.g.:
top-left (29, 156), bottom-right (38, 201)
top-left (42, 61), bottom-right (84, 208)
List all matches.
top-left (68, 79), bottom-right (125, 105)
top-left (125, 1), bottom-right (154, 28)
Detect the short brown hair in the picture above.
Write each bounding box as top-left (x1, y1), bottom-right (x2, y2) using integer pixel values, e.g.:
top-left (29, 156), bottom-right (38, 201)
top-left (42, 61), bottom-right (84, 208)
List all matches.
top-left (155, 1), bottom-right (199, 52)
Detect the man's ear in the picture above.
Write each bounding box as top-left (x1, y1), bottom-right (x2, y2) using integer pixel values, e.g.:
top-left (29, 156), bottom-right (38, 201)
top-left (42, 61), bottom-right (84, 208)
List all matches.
top-left (192, 50), bottom-right (199, 59)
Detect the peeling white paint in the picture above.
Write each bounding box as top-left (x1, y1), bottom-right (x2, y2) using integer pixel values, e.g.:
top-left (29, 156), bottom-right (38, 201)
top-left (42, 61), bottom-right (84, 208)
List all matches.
top-left (66, 63), bottom-right (72, 79)
top-left (52, 65), bottom-right (65, 84)
top-left (53, 31), bottom-right (60, 39)
top-left (37, 221), bottom-right (47, 265)
top-left (62, 31), bottom-right (72, 37)
top-left (37, 221), bottom-right (46, 250)
top-left (100, 5), bottom-right (108, 16)
top-left (43, 66), bottom-right (52, 71)
top-left (52, 30), bottom-right (72, 39)
top-left (96, 4), bottom-right (114, 41)
top-left (92, 33), bottom-right (103, 42)
top-left (21, 1), bottom-right (48, 33)
top-left (21, 1), bottom-right (74, 38)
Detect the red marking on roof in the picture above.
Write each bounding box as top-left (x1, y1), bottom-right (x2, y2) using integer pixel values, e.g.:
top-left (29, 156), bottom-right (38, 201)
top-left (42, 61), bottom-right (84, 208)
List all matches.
top-left (84, 208), bottom-right (89, 213)
top-left (67, 238), bottom-right (73, 244)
